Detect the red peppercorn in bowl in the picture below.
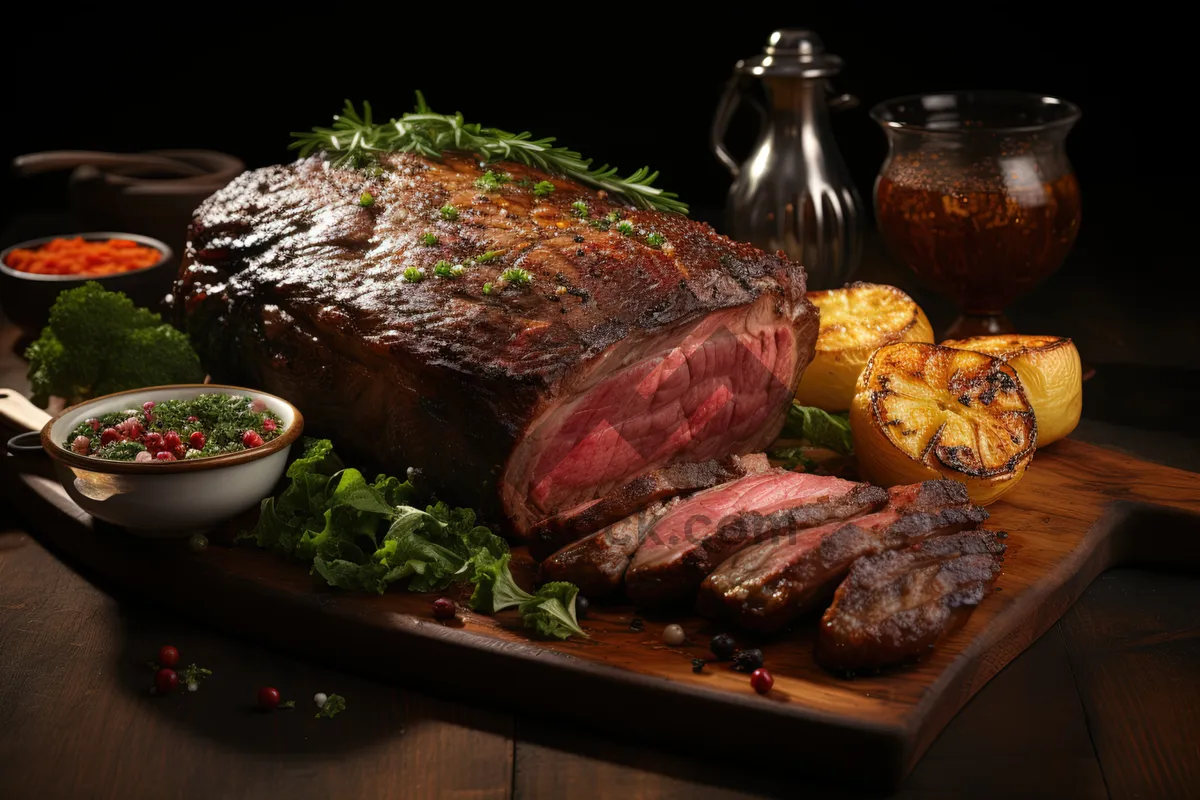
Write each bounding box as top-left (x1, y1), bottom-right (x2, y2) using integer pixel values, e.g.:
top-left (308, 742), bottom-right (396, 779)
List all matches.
top-left (40, 384), bottom-right (303, 537)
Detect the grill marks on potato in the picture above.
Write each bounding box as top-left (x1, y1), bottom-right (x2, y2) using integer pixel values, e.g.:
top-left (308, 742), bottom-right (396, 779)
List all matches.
top-left (867, 344), bottom-right (1036, 479)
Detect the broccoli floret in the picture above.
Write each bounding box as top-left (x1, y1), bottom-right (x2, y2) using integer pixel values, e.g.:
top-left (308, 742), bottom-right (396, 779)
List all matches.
top-left (25, 282), bottom-right (205, 407)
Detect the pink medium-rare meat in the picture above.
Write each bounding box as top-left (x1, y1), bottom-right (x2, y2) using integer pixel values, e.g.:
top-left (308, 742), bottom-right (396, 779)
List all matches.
top-left (624, 471), bottom-right (888, 606)
top-left (528, 453), bottom-right (772, 561)
top-left (176, 153), bottom-right (817, 538)
top-left (503, 302), bottom-right (800, 535)
top-left (697, 480), bottom-right (987, 632)
top-left (815, 529), bottom-right (1007, 672)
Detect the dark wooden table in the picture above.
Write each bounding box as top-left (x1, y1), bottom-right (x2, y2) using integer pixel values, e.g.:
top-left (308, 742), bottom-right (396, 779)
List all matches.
top-left (1, 223), bottom-right (1198, 798)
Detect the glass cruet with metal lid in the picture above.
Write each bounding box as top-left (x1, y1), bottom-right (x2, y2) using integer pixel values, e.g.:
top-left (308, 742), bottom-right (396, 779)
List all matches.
top-left (712, 29), bottom-right (864, 289)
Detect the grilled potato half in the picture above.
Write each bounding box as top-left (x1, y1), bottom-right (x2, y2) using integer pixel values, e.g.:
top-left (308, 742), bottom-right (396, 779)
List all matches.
top-left (941, 335), bottom-right (1081, 446)
top-left (796, 283), bottom-right (934, 411)
top-left (850, 342), bottom-right (1037, 505)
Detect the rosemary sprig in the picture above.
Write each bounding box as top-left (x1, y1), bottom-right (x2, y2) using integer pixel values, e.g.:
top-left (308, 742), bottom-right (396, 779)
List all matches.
top-left (290, 93), bottom-right (688, 215)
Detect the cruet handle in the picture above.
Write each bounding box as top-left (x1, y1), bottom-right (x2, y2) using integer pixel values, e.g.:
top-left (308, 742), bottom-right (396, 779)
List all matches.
top-left (711, 76), bottom-right (766, 179)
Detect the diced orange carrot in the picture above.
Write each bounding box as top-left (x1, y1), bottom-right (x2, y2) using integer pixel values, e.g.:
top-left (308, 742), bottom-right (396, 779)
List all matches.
top-left (3, 237), bottom-right (162, 277)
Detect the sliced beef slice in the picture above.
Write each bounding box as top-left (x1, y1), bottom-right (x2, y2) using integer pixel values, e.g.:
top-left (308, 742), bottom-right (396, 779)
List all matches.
top-left (528, 453), bottom-right (771, 561)
top-left (538, 499), bottom-right (682, 598)
top-left (624, 470), bottom-right (886, 607)
top-left (697, 480), bottom-right (987, 632)
top-left (815, 529), bottom-right (1007, 672)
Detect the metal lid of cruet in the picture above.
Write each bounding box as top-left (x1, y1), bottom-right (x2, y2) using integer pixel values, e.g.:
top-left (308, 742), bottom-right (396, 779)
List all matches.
top-left (735, 29), bottom-right (845, 78)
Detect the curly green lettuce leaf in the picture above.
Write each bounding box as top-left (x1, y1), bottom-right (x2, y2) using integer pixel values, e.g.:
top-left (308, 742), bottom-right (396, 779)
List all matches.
top-left (520, 582), bottom-right (587, 640)
top-left (287, 437), bottom-right (344, 481)
top-left (782, 402), bottom-right (854, 456)
top-left (340, 486), bottom-right (403, 519)
top-left (312, 556), bottom-right (390, 593)
top-left (468, 552), bottom-right (533, 613)
top-left (372, 502), bottom-right (506, 593)
top-left (372, 474), bottom-right (417, 508)
top-left (242, 440), bottom-right (340, 552)
top-left (469, 557), bottom-right (586, 639)
top-left (241, 439), bottom-right (587, 638)
top-left (293, 468), bottom-right (386, 562)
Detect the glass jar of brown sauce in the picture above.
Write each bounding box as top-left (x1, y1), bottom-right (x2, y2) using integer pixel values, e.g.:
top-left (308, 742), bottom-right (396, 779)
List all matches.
top-left (871, 91), bottom-right (1081, 337)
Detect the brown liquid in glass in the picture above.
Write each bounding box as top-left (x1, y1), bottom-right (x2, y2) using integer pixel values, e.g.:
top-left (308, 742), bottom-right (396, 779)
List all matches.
top-left (876, 172), bottom-right (1081, 314)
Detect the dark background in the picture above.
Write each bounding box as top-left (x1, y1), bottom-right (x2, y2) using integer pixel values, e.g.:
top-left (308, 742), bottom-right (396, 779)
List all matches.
top-left (1, 14), bottom-right (1192, 355)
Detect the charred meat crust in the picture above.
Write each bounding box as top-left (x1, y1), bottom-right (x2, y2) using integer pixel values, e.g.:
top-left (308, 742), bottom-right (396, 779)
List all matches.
top-left (528, 454), bottom-right (773, 561)
top-left (176, 153), bottom-right (815, 534)
top-left (815, 529), bottom-right (1006, 672)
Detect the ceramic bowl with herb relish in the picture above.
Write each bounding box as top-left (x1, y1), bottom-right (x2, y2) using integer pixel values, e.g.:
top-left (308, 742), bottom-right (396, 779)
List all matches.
top-left (63, 393), bottom-right (285, 462)
top-left (40, 384), bottom-right (303, 536)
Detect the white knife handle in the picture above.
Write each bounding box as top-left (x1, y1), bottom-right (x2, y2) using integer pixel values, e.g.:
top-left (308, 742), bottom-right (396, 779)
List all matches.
top-left (0, 388), bottom-right (52, 433)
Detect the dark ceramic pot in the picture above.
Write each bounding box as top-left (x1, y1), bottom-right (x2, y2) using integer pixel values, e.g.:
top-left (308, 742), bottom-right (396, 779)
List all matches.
top-left (65, 149), bottom-right (245, 260)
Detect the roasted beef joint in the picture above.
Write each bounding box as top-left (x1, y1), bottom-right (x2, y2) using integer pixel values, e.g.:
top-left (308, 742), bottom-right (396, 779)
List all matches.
top-left (176, 154), bottom-right (817, 538)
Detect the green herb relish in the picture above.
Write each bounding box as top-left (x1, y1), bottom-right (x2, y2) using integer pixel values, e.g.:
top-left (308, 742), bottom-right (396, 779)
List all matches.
top-left (64, 393), bottom-right (284, 462)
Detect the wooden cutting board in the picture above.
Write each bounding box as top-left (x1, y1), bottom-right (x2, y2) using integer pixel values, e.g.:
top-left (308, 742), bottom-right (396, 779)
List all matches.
top-left (3, 401), bottom-right (1198, 788)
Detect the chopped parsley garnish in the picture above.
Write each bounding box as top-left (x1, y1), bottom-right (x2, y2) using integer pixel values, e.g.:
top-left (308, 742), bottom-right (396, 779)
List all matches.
top-left (473, 170), bottom-right (511, 192)
top-left (439, 204), bottom-right (459, 221)
top-left (532, 181), bottom-right (556, 197)
top-left (178, 663), bottom-right (213, 687)
top-left (316, 693), bottom-right (346, 718)
top-left (617, 221), bottom-right (634, 236)
top-left (359, 191), bottom-right (375, 207)
top-left (475, 250), bottom-right (503, 263)
top-left (500, 267), bottom-right (533, 287)
top-left (403, 266), bottom-right (425, 283)
top-left (95, 440), bottom-right (147, 460)
top-left (280, 700), bottom-right (296, 709)
top-left (588, 210), bottom-right (622, 232)
top-left (482, 282), bottom-right (494, 296)
top-left (420, 232), bottom-right (438, 246)
top-left (570, 200), bottom-right (589, 218)
top-left (645, 232), bottom-right (666, 248)
top-left (433, 260), bottom-right (454, 278)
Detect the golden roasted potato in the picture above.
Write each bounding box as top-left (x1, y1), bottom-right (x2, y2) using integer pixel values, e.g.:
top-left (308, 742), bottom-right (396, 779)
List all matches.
top-left (941, 334), bottom-right (1081, 446)
top-left (796, 283), bottom-right (934, 411)
top-left (850, 342), bottom-right (1037, 505)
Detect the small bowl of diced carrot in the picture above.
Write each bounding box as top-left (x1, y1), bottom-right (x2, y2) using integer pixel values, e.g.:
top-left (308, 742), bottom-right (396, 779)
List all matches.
top-left (0, 232), bottom-right (175, 339)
